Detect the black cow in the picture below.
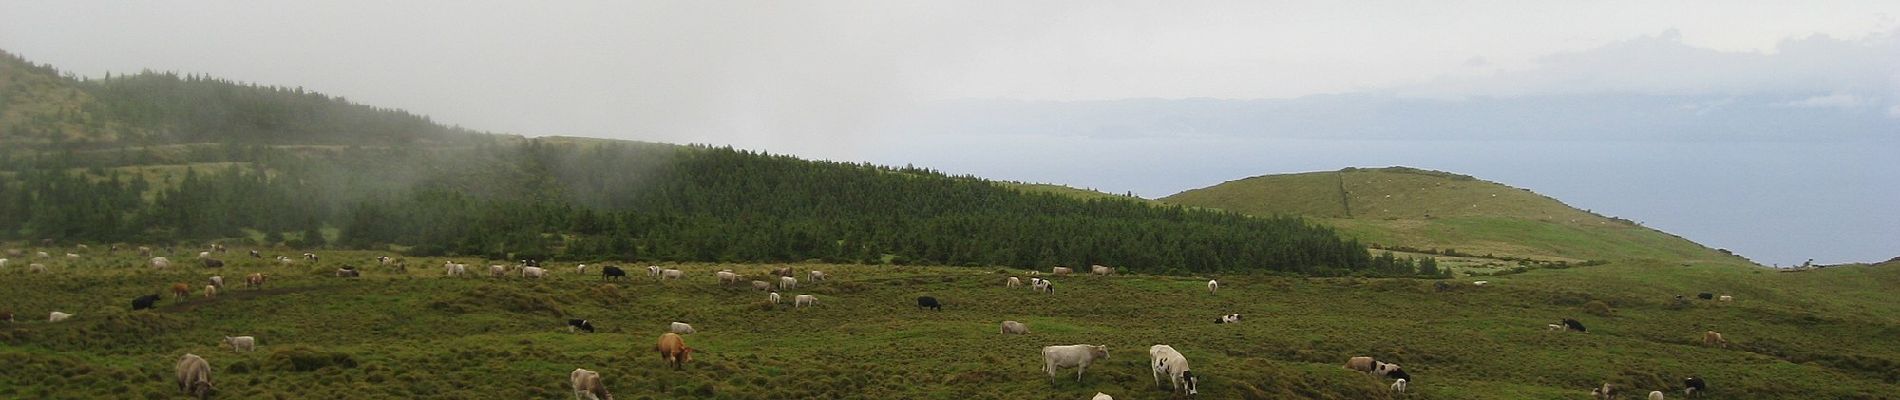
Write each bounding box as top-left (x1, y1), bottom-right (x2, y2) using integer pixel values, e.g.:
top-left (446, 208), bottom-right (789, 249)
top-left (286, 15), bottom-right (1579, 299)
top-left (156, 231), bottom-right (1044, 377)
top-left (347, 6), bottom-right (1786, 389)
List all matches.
top-left (1696, 292), bottom-right (1714, 300)
top-left (568, 319), bottom-right (596, 333)
top-left (202, 258), bottom-right (224, 268)
top-left (601, 266), bottom-right (627, 281)
top-left (1561, 318), bottom-right (1587, 333)
top-left (916, 296), bottom-right (942, 311)
top-left (132, 294), bottom-right (162, 311)
top-left (1684, 377), bottom-right (1706, 397)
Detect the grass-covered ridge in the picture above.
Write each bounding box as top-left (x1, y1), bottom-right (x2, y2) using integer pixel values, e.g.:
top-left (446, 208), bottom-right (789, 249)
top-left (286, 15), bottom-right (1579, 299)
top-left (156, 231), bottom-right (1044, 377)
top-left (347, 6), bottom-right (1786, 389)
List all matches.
top-left (1, 249), bottom-right (1894, 399)
top-left (1162, 167), bottom-right (1738, 263)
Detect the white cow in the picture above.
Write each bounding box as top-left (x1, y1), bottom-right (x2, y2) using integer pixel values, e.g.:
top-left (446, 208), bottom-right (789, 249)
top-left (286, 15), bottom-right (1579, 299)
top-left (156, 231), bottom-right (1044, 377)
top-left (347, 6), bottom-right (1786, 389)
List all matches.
top-left (1034, 279), bottom-right (1055, 294)
top-left (769, 291), bottom-right (782, 305)
top-left (445, 262), bottom-right (467, 277)
top-left (1648, 390), bottom-right (1664, 400)
top-left (65, 253), bottom-right (80, 259)
top-left (521, 266), bottom-right (547, 279)
top-left (208, 276), bottom-right (224, 289)
top-left (807, 270), bottom-right (827, 281)
top-left (1092, 393), bottom-right (1113, 400)
top-left (0, 258), bottom-right (7, 269)
top-left (1149, 344), bottom-right (1199, 396)
top-left (716, 271), bottom-right (739, 284)
top-left (49, 311), bottom-right (73, 322)
top-left (1395, 378), bottom-right (1409, 395)
top-left (1207, 280), bottom-right (1219, 294)
top-left (221, 336), bottom-right (256, 352)
top-left (668, 322), bottom-right (696, 334)
top-left (198, 251), bottom-right (211, 259)
top-left (647, 266), bottom-right (662, 277)
top-left (661, 269), bottom-right (684, 280)
top-left (1007, 277), bottom-right (1021, 288)
top-left (576, 264), bottom-right (589, 275)
top-left (1473, 280), bottom-right (1490, 286)
top-left (1042, 344), bottom-right (1109, 381)
top-left (29, 263), bottom-right (46, 273)
top-left (779, 276), bottom-right (798, 290)
top-left (489, 265), bottom-right (509, 278)
top-left (571, 368), bottom-right (612, 400)
top-left (1000, 320), bottom-right (1030, 334)
top-left (1718, 295), bottom-right (1733, 302)
top-left (150, 257), bottom-right (171, 269)
top-left (36, 251), bottom-right (50, 258)
top-left (795, 294), bottom-right (817, 308)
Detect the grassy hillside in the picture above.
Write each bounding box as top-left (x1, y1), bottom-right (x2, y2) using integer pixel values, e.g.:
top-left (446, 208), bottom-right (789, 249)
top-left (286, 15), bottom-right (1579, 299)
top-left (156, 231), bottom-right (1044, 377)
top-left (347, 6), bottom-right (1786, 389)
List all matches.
top-left (1163, 167), bottom-right (1737, 263)
top-left (2, 249), bottom-right (1895, 399)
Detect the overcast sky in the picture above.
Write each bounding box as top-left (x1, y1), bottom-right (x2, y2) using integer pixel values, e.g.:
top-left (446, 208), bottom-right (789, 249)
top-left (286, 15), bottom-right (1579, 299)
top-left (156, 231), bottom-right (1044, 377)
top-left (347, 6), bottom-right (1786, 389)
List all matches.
top-left (3, 1), bottom-right (1896, 265)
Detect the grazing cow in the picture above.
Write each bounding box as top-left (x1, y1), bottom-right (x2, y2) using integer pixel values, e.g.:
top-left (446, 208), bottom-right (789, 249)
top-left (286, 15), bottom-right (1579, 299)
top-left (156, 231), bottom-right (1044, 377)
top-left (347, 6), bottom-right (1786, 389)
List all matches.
top-left (669, 322), bottom-right (696, 334)
top-left (570, 368), bottom-right (613, 400)
top-left (1383, 364), bottom-right (1411, 381)
top-left (521, 266), bottom-right (547, 279)
top-left (576, 264), bottom-right (589, 275)
top-left (1001, 320), bottom-right (1030, 334)
top-left (212, 244), bottom-right (226, 253)
top-left (1091, 265), bottom-right (1113, 276)
top-left (378, 256), bottom-right (393, 266)
top-left (1562, 318), bottom-right (1588, 333)
top-left (568, 319), bottom-right (596, 333)
top-left (808, 270), bottom-right (827, 281)
top-left (1041, 344), bottom-right (1109, 382)
top-left (1052, 266), bottom-right (1072, 276)
top-left (601, 266), bottom-right (627, 281)
top-left (277, 256), bottom-right (294, 266)
top-left (1683, 377), bottom-right (1706, 397)
top-left (795, 294), bottom-right (817, 308)
top-left (28, 263), bottom-right (46, 273)
top-left (176, 353), bottom-right (214, 399)
top-left (1649, 390), bottom-right (1665, 400)
top-left (661, 269), bottom-right (684, 280)
top-left (335, 268), bottom-right (360, 278)
top-left (202, 258), bottom-right (224, 268)
top-left (647, 266), bottom-right (662, 277)
top-left (1703, 331), bottom-right (1727, 348)
top-left (717, 271), bottom-right (740, 284)
top-left (138, 246), bottom-right (153, 256)
top-left (916, 296), bottom-right (942, 311)
top-left (1029, 277), bottom-right (1044, 287)
top-left (303, 253), bottom-right (319, 262)
top-left (208, 276), bottom-right (224, 289)
top-left (655, 332), bottom-right (693, 370)
top-left (250, 250), bottom-right (261, 258)
top-left (1592, 383), bottom-right (1617, 400)
top-left (1472, 280), bottom-right (1490, 286)
top-left (1696, 293), bottom-right (1714, 300)
top-left (65, 253), bottom-right (80, 259)
top-left (1717, 295), bottom-right (1733, 302)
top-left (36, 251), bottom-right (50, 258)
top-left (245, 273), bottom-right (267, 289)
top-left (133, 294), bottom-right (162, 310)
top-left (769, 291), bottom-right (782, 305)
top-left (221, 336), bottom-right (256, 352)
top-left (1036, 280), bottom-right (1056, 294)
top-left (1207, 280), bottom-right (1219, 294)
top-left (445, 262), bottom-right (468, 277)
top-left (1007, 277), bottom-right (1021, 288)
top-left (778, 276), bottom-right (797, 290)
top-left (0, 258), bottom-right (7, 269)
top-left (1345, 356), bottom-right (1390, 373)
top-left (49, 311), bottom-right (73, 322)
top-left (1092, 393), bottom-right (1113, 400)
top-left (1215, 314), bottom-right (1242, 324)
top-left (490, 265), bottom-right (509, 278)
top-left (203, 285), bottom-right (218, 298)
top-left (1547, 324), bottom-right (1564, 331)
top-left (773, 267), bottom-right (794, 277)
top-left (198, 251), bottom-right (211, 259)
top-left (171, 283), bottom-right (193, 300)
top-left (1149, 344), bottom-right (1199, 396)
top-left (1394, 378), bottom-right (1409, 395)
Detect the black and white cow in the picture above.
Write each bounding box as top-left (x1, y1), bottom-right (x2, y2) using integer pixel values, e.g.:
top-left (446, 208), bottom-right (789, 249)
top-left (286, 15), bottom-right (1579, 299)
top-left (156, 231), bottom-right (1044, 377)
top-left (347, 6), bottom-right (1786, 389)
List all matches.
top-left (1561, 318), bottom-right (1587, 333)
top-left (1214, 314), bottom-right (1243, 324)
top-left (568, 319), bottom-right (596, 333)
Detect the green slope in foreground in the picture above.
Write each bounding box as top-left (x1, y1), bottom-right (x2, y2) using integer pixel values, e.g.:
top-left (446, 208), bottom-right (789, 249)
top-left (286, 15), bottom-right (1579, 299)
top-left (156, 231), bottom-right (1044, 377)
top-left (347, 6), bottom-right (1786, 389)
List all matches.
top-left (1163, 167), bottom-right (1743, 264)
top-left (2, 250), bottom-right (1895, 399)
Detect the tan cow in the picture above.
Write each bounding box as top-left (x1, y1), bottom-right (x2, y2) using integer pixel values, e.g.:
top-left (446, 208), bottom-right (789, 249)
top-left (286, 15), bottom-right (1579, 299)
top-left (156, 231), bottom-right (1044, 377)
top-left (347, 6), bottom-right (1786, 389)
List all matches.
top-left (1090, 265), bottom-right (1113, 276)
top-left (655, 333), bottom-right (694, 370)
top-left (245, 273), bottom-right (267, 289)
top-left (1704, 331), bottom-right (1727, 348)
top-left (171, 283), bottom-right (192, 300)
top-left (175, 353), bottom-right (214, 399)
top-left (1052, 266), bottom-right (1072, 276)
top-left (570, 368), bottom-right (613, 400)
top-left (203, 285), bottom-right (218, 298)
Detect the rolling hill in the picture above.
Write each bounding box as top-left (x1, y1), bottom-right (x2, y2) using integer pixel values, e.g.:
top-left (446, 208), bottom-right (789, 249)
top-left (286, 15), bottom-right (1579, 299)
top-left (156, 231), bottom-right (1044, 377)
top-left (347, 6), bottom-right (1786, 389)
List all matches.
top-left (1162, 167), bottom-right (1744, 264)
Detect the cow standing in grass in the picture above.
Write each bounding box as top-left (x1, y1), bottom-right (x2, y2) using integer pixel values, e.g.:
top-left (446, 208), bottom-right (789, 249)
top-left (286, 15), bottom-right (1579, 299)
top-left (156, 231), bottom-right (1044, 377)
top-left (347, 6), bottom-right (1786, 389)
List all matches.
top-left (176, 353), bottom-right (214, 399)
top-left (1041, 344), bottom-right (1109, 382)
top-left (655, 333), bottom-right (694, 370)
top-left (571, 368), bottom-right (613, 400)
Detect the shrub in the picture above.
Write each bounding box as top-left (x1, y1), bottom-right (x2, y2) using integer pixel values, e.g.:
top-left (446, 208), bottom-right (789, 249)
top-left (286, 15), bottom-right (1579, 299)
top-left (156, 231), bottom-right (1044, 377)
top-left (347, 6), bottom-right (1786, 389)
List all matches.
top-left (1583, 300), bottom-right (1614, 317)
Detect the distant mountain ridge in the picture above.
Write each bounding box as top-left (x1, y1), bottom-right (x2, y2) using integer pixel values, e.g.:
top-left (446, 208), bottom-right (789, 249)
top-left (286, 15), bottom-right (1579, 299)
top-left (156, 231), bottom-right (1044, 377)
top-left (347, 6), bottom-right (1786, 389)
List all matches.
top-left (1161, 166), bottom-right (1743, 263)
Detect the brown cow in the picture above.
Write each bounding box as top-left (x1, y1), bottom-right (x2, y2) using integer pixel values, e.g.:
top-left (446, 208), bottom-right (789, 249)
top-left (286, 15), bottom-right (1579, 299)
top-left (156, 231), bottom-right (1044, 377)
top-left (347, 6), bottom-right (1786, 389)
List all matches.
top-left (773, 267), bottom-right (795, 277)
top-left (171, 283), bottom-right (192, 300)
top-left (1704, 331), bottom-right (1727, 348)
top-left (245, 273), bottom-right (267, 290)
top-left (655, 332), bottom-right (694, 370)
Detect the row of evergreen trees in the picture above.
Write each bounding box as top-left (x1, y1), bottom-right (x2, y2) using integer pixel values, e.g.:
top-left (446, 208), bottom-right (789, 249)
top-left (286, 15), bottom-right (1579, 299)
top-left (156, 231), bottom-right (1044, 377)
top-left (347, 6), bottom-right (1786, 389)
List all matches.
top-left (0, 141), bottom-right (1447, 276)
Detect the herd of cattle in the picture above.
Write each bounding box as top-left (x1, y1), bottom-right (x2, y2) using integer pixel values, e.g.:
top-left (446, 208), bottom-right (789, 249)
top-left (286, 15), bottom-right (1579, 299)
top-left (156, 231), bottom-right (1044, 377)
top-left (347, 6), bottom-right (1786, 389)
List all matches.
top-left (1, 244), bottom-right (1740, 399)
